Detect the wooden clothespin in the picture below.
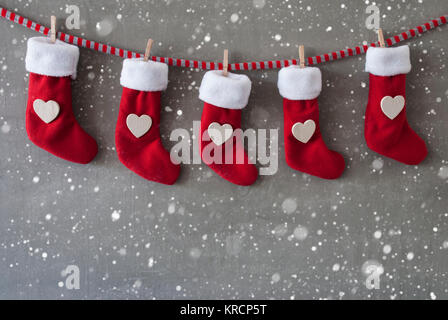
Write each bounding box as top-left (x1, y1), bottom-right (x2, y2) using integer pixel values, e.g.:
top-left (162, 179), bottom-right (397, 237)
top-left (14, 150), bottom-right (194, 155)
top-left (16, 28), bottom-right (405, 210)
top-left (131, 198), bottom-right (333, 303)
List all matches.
top-left (222, 49), bottom-right (229, 76)
top-left (377, 28), bottom-right (385, 48)
top-left (144, 39), bottom-right (154, 62)
top-left (50, 15), bottom-right (56, 43)
top-left (299, 45), bottom-right (305, 68)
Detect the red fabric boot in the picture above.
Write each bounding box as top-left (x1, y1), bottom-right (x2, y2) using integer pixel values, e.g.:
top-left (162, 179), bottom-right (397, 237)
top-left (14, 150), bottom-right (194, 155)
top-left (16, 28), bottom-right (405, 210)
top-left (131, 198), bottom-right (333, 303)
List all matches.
top-left (278, 66), bottom-right (345, 179)
top-left (25, 37), bottom-right (98, 164)
top-left (364, 45), bottom-right (427, 165)
top-left (116, 58), bottom-right (180, 185)
top-left (198, 71), bottom-right (258, 186)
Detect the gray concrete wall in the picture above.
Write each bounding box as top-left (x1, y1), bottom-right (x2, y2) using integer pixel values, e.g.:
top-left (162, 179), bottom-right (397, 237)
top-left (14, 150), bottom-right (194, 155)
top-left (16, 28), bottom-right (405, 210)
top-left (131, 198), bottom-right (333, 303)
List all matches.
top-left (0, 0), bottom-right (447, 299)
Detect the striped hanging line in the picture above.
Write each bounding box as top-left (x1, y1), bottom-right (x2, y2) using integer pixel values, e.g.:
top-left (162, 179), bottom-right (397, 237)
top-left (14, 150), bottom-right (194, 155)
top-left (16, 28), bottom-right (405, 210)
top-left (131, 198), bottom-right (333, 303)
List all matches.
top-left (1, 6), bottom-right (447, 70)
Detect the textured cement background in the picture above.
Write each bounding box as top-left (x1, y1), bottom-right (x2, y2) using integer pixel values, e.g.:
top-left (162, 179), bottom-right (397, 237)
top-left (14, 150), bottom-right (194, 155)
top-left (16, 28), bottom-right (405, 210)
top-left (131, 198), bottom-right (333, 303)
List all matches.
top-left (0, 0), bottom-right (447, 300)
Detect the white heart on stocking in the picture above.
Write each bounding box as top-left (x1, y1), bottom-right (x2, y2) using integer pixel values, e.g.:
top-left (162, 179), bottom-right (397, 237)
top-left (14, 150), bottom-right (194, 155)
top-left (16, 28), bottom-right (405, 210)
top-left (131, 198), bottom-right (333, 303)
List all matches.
top-left (207, 122), bottom-right (233, 146)
top-left (380, 95), bottom-right (405, 120)
top-left (292, 120), bottom-right (316, 143)
top-left (126, 114), bottom-right (152, 138)
top-left (33, 99), bottom-right (60, 124)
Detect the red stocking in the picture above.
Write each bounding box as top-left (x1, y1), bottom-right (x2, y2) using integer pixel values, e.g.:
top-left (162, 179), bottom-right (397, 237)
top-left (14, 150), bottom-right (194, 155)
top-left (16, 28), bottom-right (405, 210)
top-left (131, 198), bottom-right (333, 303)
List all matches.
top-left (116, 59), bottom-right (180, 185)
top-left (278, 66), bottom-right (345, 179)
top-left (364, 45), bottom-right (427, 165)
top-left (25, 37), bottom-right (97, 164)
top-left (198, 71), bottom-right (258, 186)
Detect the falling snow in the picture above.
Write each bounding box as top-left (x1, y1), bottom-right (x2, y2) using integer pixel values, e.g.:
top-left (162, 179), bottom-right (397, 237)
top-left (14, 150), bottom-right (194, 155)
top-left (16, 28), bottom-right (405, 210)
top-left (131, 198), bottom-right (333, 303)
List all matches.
top-left (0, 0), bottom-right (446, 301)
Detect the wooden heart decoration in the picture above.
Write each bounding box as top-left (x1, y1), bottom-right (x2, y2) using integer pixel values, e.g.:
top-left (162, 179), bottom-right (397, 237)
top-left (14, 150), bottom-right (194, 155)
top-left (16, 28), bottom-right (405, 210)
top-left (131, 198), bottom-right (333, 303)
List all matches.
top-left (380, 95), bottom-right (405, 120)
top-left (292, 120), bottom-right (316, 143)
top-left (207, 122), bottom-right (233, 146)
top-left (126, 114), bottom-right (152, 138)
top-left (33, 99), bottom-right (60, 124)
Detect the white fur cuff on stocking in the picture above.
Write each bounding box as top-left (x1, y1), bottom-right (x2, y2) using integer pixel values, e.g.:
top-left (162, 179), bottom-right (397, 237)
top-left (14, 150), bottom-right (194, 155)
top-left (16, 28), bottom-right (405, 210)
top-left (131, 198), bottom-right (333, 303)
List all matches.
top-left (120, 58), bottom-right (168, 92)
top-left (277, 66), bottom-right (322, 100)
top-left (365, 45), bottom-right (411, 76)
top-left (25, 37), bottom-right (80, 79)
top-left (199, 70), bottom-right (252, 109)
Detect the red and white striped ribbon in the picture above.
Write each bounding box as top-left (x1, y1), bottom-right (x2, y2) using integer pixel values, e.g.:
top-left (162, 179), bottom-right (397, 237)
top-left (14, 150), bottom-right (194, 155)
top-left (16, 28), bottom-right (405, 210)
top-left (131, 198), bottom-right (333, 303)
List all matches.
top-left (1, 6), bottom-right (447, 70)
